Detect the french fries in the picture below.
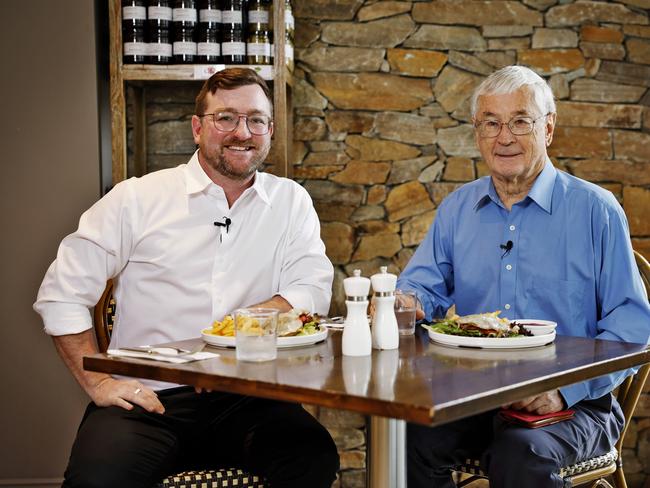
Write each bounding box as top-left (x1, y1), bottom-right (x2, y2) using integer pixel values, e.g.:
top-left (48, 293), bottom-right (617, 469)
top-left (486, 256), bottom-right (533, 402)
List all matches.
top-left (208, 315), bottom-right (235, 336)
top-left (207, 315), bottom-right (265, 337)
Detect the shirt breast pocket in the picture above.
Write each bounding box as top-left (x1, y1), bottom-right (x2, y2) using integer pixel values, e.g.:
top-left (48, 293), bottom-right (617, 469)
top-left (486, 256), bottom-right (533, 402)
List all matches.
top-left (524, 276), bottom-right (585, 332)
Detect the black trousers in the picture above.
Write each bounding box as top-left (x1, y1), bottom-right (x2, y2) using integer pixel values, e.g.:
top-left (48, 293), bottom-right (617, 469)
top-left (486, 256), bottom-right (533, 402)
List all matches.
top-left (407, 394), bottom-right (624, 488)
top-left (63, 387), bottom-right (339, 488)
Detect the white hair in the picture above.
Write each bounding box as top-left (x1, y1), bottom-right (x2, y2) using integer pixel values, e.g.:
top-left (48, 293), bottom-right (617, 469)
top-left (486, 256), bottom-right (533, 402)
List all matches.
top-left (470, 65), bottom-right (556, 118)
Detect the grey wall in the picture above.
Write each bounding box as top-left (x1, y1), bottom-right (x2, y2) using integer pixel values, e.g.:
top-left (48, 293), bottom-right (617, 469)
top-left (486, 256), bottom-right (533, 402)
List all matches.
top-left (0, 1), bottom-right (102, 485)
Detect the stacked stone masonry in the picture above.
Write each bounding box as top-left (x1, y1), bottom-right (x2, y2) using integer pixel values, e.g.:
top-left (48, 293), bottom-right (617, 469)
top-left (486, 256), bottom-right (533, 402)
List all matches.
top-left (127, 1), bottom-right (650, 486)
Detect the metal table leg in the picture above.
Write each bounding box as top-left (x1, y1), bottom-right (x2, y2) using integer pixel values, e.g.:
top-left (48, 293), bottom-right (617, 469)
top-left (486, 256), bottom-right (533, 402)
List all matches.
top-left (368, 416), bottom-right (406, 488)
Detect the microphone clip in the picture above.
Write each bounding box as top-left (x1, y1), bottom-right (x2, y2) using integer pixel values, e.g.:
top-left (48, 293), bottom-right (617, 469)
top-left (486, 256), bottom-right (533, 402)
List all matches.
top-left (500, 240), bottom-right (513, 258)
top-left (214, 217), bottom-right (232, 233)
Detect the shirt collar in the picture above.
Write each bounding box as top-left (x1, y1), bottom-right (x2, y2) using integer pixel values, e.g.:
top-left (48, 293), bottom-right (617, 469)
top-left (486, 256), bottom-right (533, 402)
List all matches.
top-left (526, 158), bottom-right (556, 214)
top-left (184, 150), bottom-right (272, 207)
top-left (184, 151), bottom-right (213, 195)
top-left (473, 158), bottom-right (556, 214)
top-left (250, 172), bottom-right (272, 207)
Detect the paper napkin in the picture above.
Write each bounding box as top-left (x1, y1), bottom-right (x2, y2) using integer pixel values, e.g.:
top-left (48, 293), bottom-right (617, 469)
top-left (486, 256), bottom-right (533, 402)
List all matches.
top-left (107, 349), bottom-right (219, 364)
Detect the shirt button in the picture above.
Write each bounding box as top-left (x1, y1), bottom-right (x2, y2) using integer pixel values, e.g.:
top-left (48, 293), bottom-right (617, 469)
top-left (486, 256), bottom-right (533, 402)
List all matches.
top-left (506, 264), bottom-right (512, 271)
top-left (504, 304), bottom-right (511, 310)
top-left (509, 225), bottom-right (516, 231)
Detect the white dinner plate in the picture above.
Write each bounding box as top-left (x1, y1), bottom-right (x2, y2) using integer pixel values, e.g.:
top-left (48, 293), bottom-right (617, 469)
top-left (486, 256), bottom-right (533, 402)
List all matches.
top-left (513, 319), bottom-right (557, 336)
top-left (201, 326), bottom-right (328, 349)
top-left (422, 324), bottom-right (556, 349)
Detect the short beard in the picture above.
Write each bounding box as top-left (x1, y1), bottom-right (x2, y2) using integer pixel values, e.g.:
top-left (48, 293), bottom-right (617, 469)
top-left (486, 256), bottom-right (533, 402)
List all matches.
top-left (200, 138), bottom-right (271, 181)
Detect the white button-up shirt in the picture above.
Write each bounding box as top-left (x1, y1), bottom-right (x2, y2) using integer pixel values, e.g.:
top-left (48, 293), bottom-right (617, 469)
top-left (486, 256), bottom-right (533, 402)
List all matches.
top-left (35, 151), bottom-right (333, 359)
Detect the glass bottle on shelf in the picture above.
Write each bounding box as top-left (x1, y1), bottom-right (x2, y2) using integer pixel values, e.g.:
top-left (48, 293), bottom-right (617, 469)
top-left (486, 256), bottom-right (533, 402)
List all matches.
top-left (246, 0), bottom-right (271, 65)
top-left (122, 0), bottom-right (148, 64)
top-left (285, 29), bottom-right (294, 71)
top-left (221, 0), bottom-right (246, 64)
top-left (147, 0), bottom-right (172, 64)
top-left (197, 0), bottom-right (221, 63)
top-left (172, 0), bottom-right (197, 63)
top-left (284, 0), bottom-right (294, 41)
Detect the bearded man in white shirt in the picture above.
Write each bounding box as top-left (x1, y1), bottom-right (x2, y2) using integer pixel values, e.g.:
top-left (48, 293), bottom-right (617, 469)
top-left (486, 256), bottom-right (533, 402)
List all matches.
top-left (34, 68), bottom-right (339, 488)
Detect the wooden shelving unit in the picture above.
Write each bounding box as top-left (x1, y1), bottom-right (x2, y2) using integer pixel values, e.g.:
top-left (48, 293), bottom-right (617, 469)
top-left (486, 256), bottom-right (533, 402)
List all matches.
top-left (108, 0), bottom-right (292, 184)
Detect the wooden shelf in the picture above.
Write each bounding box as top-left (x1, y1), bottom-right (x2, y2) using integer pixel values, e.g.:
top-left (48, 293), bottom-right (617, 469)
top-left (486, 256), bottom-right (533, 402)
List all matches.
top-left (122, 64), bottom-right (275, 81)
top-left (108, 0), bottom-right (293, 185)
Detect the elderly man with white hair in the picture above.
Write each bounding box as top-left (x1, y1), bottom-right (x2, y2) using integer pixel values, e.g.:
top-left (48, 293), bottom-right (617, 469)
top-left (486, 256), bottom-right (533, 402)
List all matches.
top-left (397, 65), bottom-right (650, 487)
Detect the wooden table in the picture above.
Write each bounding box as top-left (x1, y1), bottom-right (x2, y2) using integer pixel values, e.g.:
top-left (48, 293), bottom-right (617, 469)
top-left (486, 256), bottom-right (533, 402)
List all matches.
top-left (84, 329), bottom-right (650, 488)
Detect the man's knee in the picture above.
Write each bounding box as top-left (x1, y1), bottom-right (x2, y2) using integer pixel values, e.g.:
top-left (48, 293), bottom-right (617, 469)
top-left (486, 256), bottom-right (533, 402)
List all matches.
top-left (486, 427), bottom-right (562, 487)
top-left (294, 418), bottom-right (340, 482)
top-left (64, 404), bottom-right (178, 488)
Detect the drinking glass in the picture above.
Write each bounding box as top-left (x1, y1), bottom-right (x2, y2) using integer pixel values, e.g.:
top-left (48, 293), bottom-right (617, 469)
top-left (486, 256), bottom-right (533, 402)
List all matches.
top-left (394, 290), bottom-right (420, 336)
top-left (235, 308), bottom-right (278, 362)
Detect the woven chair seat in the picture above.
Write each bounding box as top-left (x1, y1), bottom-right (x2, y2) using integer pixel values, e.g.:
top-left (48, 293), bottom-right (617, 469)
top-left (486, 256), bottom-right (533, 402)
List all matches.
top-left (157, 468), bottom-right (265, 488)
top-left (559, 449), bottom-right (618, 478)
top-left (456, 458), bottom-right (486, 477)
top-left (456, 448), bottom-right (618, 482)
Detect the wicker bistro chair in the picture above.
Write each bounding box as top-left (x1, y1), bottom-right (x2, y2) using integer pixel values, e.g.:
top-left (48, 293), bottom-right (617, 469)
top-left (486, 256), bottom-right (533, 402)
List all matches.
top-left (93, 280), bottom-right (265, 488)
top-left (454, 250), bottom-right (650, 488)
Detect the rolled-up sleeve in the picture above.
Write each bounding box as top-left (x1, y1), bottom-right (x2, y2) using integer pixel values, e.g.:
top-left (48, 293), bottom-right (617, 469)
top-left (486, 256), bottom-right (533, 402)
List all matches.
top-left (34, 181), bottom-right (136, 335)
top-left (278, 187), bottom-right (333, 316)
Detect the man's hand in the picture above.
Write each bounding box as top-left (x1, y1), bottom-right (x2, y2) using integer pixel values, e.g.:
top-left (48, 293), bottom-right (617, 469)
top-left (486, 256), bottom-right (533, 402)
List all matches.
top-left (502, 389), bottom-right (565, 415)
top-left (91, 377), bottom-right (165, 414)
top-left (370, 293), bottom-right (426, 321)
top-left (52, 331), bottom-right (166, 414)
top-left (249, 294), bottom-right (292, 312)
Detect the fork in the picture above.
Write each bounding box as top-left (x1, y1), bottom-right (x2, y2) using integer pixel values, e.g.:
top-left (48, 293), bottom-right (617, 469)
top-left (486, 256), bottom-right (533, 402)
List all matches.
top-left (119, 343), bottom-right (205, 357)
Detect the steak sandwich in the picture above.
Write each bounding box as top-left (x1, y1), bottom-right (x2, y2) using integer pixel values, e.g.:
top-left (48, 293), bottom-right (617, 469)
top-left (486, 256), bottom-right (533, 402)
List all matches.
top-left (431, 311), bottom-right (532, 338)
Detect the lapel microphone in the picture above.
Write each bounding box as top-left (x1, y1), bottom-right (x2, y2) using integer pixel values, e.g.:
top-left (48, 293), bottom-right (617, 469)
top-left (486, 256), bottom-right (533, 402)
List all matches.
top-left (214, 217), bottom-right (232, 233)
top-left (500, 240), bottom-right (513, 257)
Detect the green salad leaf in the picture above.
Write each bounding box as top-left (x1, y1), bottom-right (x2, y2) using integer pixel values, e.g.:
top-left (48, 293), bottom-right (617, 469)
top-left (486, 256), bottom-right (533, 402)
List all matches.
top-left (431, 321), bottom-right (485, 337)
top-left (427, 319), bottom-right (526, 338)
top-left (297, 321), bottom-right (320, 336)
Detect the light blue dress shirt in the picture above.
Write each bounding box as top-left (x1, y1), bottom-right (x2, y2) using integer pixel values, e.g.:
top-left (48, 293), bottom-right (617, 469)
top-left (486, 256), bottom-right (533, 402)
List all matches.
top-left (397, 159), bottom-right (650, 407)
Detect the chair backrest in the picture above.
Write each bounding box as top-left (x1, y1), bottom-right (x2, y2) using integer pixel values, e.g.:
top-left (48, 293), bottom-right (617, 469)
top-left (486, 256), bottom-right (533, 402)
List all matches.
top-left (613, 251), bottom-right (650, 452)
top-left (93, 279), bottom-right (115, 353)
top-left (634, 250), bottom-right (650, 298)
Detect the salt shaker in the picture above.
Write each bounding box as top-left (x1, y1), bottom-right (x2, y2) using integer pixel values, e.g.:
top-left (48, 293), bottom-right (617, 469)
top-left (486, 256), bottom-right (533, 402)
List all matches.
top-left (342, 269), bottom-right (372, 357)
top-left (371, 266), bottom-right (399, 350)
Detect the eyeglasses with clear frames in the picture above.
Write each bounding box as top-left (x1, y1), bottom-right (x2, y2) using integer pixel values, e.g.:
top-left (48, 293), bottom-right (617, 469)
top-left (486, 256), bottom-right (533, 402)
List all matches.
top-left (199, 111), bottom-right (273, 135)
top-left (474, 114), bottom-right (549, 138)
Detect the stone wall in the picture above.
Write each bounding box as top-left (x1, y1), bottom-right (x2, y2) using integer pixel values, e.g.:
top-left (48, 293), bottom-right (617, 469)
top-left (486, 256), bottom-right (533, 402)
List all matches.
top-left (127, 1), bottom-right (650, 486)
top-left (290, 1), bottom-right (650, 486)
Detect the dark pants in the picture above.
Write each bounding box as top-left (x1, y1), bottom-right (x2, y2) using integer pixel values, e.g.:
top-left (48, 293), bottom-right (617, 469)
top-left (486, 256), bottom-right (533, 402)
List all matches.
top-left (63, 387), bottom-right (339, 488)
top-left (407, 394), bottom-right (624, 488)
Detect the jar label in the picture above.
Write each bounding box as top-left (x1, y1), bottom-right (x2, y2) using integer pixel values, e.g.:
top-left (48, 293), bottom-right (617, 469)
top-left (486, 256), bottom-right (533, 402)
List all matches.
top-left (222, 41), bottom-right (246, 55)
top-left (248, 10), bottom-right (269, 24)
top-left (285, 43), bottom-right (294, 59)
top-left (199, 9), bottom-right (222, 23)
top-left (198, 42), bottom-right (221, 56)
top-left (221, 11), bottom-right (243, 24)
top-left (173, 41), bottom-right (197, 55)
top-left (123, 6), bottom-right (147, 20)
top-left (148, 6), bottom-right (172, 20)
top-left (173, 8), bottom-right (197, 22)
top-left (148, 42), bottom-right (172, 56)
top-left (124, 42), bottom-right (148, 56)
top-left (285, 11), bottom-right (294, 29)
top-left (247, 42), bottom-right (271, 56)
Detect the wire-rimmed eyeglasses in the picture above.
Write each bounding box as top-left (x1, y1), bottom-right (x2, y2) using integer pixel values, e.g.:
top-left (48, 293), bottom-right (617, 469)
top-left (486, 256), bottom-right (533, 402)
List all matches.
top-left (199, 111), bottom-right (273, 135)
top-left (474, 114), bottom-right (549, 138)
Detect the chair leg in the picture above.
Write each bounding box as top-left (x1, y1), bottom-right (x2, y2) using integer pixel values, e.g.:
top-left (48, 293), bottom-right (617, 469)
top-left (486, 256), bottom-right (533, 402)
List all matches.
top-left (612, 467), bottom-right (627, 488)
top-left (593, 480), bottom-right (614, 488)
top-left (456, 475), bottom-right (486, 487)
